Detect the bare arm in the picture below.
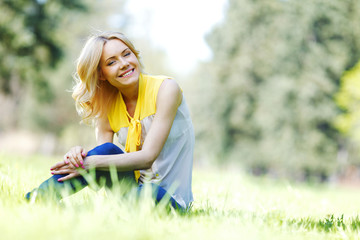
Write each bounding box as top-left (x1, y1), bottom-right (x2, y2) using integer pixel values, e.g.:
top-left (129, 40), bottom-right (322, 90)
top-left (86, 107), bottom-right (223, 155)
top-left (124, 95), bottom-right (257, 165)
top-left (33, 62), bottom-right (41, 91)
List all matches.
top-left (85, 78), bottom-right (182, 171)
top-left (50, 109), bottom-right (115, 179)
top-left (52, 79), bottom-right (182, 181)
top-left (95, 114), bottom-right (115, 145)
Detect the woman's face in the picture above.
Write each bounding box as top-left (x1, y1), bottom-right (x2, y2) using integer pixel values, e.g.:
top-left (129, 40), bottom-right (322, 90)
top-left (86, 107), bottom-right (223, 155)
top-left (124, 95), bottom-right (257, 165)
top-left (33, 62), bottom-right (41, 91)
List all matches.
top-left (99, 39), bottom-right (140, 90)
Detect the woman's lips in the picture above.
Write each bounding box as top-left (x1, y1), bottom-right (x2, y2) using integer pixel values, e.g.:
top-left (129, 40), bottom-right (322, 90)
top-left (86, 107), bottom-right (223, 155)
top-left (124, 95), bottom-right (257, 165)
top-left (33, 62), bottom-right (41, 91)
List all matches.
top-left (119, 69), bottom-right (134, 78)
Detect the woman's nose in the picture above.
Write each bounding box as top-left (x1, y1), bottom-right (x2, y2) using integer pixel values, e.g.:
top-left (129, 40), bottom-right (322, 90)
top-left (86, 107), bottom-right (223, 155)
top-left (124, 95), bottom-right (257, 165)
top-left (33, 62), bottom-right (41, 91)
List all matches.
top-left (119, 58), bottom-right (129, 69)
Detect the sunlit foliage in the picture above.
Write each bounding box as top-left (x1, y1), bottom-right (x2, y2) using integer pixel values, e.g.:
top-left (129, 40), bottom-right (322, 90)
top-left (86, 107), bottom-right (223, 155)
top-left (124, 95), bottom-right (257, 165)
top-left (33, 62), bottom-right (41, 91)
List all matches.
top-left (0, 0), bottom-right (86, 99)
top-left (191, 0), bottom-right (360, 179)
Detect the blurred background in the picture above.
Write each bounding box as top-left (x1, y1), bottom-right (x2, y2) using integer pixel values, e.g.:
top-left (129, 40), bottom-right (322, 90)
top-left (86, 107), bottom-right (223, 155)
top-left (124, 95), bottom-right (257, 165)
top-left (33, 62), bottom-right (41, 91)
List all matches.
top-left (1, 0), bottom-right (360, 184)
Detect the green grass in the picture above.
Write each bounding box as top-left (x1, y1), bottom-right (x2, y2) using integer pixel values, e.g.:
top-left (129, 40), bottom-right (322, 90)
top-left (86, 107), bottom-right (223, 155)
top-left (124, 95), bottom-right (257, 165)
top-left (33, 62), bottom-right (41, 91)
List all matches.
top-left (1, 152), bottom-right (360, 239)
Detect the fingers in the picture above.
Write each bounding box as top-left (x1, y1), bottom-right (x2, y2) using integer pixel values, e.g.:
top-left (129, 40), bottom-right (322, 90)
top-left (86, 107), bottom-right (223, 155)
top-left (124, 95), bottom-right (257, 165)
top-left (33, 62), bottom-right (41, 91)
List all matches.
top-left (75, 147), bottom-right (84, 166)
top-left (50, 161), bottom-right (67, 171)
top-left (51, 168), bottom-right (73, 175)
top-left (63, 155), bottom-right (70, 164)
top-left (51, 163), bottom-right (75, 173)
top-left (68, 152), bottom-right (81, 168)
top-left (51, 146), bottom-right (86, 172)
top-left (50, 145), bottom-right (87, 182)
top-left (81, 149), bottom-right (88, 158)
top-left (57, 172), bottom-right (80, 182)
top-left (64, 146), bottom-right (86, 169)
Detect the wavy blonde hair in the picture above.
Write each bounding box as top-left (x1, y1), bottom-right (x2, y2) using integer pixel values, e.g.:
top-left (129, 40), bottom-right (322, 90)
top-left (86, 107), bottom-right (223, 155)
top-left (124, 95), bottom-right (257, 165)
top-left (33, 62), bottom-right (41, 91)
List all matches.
top-left (72, 31), bottom-right (143, 125)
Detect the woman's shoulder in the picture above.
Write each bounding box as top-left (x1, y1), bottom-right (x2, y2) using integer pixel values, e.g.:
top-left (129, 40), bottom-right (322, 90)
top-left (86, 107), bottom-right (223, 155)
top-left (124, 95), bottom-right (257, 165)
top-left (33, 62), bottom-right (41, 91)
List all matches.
top-left (142, 74), bottom-right (176, 99)
top-left (142, 74), bottom-right (172, 87)
top-left (158, 78), bottom-right (181, 96)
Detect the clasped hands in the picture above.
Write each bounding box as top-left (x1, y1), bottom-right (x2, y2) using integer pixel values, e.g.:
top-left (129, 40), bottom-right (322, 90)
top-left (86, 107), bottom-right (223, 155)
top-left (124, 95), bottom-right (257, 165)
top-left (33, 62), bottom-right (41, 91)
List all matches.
top-left (50, 146), bottom-right (88, 182)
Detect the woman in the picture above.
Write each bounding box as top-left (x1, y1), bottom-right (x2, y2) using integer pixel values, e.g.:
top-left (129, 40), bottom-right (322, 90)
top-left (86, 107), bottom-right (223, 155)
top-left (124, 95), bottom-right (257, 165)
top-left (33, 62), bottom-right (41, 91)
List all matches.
top-left (26, 31), bottom-right (195, 210)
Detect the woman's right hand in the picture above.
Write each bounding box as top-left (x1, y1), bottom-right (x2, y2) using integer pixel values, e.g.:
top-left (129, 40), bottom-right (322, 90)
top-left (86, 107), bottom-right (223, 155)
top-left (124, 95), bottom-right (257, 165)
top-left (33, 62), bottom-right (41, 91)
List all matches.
top-left (64, 146), bottom-right (87, 169)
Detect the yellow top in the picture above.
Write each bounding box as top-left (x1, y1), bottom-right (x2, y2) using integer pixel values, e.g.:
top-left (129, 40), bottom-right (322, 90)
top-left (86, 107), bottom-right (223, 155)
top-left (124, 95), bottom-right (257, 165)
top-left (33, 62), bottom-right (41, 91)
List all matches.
top-left (107, 73), bottom-right (170, 181)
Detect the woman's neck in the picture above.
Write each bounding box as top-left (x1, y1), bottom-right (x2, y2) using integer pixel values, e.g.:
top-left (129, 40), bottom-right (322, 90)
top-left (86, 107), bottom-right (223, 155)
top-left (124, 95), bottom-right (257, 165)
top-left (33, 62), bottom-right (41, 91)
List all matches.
top-left (120, 83), bottom-right (139, 118)
top-left (120, 81), bottom-right (139, 103)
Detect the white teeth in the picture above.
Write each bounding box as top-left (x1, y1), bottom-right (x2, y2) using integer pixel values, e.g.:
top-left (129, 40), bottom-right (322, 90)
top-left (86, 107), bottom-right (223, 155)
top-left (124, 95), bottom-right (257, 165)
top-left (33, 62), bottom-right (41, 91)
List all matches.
top-left (121, 70), bottom-right (133, 77)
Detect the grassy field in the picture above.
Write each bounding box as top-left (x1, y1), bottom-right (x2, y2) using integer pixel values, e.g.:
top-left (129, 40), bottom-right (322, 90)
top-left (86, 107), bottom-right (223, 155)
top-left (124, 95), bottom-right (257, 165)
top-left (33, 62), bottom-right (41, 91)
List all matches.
top-left (1, 152), bottom-right (360, 239)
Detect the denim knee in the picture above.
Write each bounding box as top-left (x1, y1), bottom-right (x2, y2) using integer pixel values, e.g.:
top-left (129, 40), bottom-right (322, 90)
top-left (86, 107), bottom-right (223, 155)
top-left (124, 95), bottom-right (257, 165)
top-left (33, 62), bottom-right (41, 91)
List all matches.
top-left (87, 142), bottom-right (124, 156)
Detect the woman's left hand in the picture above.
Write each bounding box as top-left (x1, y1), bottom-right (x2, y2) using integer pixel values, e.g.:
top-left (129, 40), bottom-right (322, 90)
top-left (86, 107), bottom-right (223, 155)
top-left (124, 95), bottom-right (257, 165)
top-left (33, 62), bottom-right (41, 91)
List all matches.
top-left (50, 162), bottom-right (81, 182)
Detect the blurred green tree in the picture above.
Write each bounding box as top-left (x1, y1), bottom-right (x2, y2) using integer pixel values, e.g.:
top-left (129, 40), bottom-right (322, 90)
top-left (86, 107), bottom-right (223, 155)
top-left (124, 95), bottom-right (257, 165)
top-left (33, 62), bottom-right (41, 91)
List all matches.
top-left (192, 0), bottom-right (360, 180)
top-left (0, 0), bottom-right (86, 100)
top-left (0, 0), bottom-right (133, 135)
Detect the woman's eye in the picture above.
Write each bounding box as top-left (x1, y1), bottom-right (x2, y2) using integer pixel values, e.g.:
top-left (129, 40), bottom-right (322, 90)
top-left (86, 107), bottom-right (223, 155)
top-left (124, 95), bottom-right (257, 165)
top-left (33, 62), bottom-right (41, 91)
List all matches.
top-left (124, 52), bottom-right (131, 57)
top-left (107, 61), bottom-right (115, 66)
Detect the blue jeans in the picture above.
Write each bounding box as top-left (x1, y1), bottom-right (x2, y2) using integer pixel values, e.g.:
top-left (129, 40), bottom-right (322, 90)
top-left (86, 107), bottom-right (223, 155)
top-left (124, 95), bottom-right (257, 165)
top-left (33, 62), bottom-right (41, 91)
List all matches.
top-left (26, 143), bottom-right (183, 210)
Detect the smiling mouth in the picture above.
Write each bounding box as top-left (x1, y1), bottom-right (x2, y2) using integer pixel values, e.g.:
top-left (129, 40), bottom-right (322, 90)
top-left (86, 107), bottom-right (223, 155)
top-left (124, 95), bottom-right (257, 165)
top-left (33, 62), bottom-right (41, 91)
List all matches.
top-left (119, 69), bottom-right (134, 78)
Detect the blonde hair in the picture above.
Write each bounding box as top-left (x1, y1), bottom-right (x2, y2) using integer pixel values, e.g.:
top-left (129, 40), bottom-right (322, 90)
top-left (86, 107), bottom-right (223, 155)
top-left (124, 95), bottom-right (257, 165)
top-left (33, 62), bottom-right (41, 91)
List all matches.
top-left (72, 31), bottom-right (143, 124)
